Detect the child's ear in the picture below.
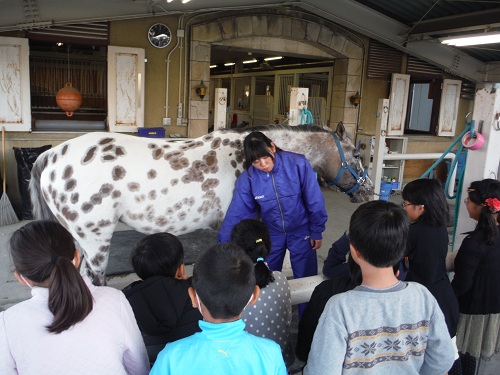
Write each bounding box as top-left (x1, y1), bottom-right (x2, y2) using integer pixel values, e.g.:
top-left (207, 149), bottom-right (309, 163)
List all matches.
top-left (248, 285), bottom-right (261, 306)
top-left (175, 264), bottom-right (185, 280)
top-left (14, 271), bottom-right (28, 286)
top-left (73, 250), bottom-right (81, 269)
top-left (349, 244), bottom-right (362, 263)
top-left (188, 287), bottom-right (198, 308)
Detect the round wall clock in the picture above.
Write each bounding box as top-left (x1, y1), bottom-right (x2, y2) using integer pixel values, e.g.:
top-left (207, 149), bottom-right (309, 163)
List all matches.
top-left (148, 23), bottom-right (172, 48)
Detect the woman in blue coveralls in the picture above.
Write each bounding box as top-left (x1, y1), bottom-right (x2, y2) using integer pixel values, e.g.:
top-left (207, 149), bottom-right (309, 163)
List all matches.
top-left (218, 131), bottom-right (328, 314)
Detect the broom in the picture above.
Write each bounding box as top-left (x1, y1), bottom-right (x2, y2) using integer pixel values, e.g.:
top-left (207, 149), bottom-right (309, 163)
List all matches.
top-left (0, 126), bottom-right (19, 226)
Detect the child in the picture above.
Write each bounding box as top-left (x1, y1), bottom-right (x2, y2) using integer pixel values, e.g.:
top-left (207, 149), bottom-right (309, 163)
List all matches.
top-left (123, 232), bottom-right (202, 364)
top-left (0, 220), bottom-right (149, 375)
top-left (401, 179), bottom-right (459, 339)
top-left (297, 254), bottom-right (400, 363)
top-left (304, 201), bottom-right (455, 374)
top-left (231, 219), bottom-right (295, 368)
top-left (150, 243), bottom-right (287, 375)
top-left (452, 179), bottom-right (500, 374)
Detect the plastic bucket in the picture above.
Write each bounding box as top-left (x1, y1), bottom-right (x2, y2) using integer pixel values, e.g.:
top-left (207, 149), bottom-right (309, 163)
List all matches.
top-left (379, 181), bottom-right (392, 201)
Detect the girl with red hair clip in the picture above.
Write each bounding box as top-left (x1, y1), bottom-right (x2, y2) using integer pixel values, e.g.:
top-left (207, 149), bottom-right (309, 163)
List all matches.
top-left (452, 178), bottom-right (500, 374)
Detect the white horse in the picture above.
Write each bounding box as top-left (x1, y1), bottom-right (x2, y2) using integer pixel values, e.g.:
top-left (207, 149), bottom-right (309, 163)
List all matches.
top-left (30, 123), bottom-right (373, 285)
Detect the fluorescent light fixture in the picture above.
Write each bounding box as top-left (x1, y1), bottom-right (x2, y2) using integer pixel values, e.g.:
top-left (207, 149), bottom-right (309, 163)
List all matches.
top-left (182, 0), bottom-right (191, 3)
top-left (224, 62), bottom-right (235, 66)
top-left (210, 65), bottom-right (217, 68)
top-left (264, 56), bottom-right (283, 61)
top-left (441, 32), bottom-right (500, 46)
top-left (243, 59), bottom-right (258, 64)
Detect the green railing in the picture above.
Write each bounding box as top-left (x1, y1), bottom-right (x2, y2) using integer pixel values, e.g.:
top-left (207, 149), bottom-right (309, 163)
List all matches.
top-left (420, 122), bottom-right (472, 250)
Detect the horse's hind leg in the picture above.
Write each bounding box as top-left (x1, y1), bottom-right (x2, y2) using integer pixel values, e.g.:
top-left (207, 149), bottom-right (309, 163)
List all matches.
top-left (74, 227), bottom-right (116, 286)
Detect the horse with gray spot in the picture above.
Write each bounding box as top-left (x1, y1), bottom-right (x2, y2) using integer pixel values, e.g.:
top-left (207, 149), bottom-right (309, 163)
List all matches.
top-left (30, 123), bottom-right (373, 285)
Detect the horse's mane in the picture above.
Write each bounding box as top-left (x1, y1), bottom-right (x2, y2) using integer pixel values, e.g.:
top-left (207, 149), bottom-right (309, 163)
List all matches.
top-left (221, 124), bottom-right (331, 135)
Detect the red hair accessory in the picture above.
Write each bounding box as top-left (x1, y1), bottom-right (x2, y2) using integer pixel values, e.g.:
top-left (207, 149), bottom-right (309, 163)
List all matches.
top-left (484, 198), bottom-right (500, 213)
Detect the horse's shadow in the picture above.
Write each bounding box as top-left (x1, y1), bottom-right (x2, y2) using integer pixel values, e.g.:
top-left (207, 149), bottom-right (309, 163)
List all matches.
top-left (105, 229), bottom-right (218, 276)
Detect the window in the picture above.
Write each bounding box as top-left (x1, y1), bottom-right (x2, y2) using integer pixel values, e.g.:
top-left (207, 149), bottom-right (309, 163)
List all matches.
top-left (405, 80), bottom-right (441, 135)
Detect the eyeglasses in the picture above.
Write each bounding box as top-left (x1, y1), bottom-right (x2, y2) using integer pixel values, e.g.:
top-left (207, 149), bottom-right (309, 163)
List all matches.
top-left (401, 201), bottom-right (413, 208)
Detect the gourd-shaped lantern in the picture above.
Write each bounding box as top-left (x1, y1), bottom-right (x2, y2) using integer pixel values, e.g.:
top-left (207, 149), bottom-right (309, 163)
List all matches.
top-left (56, 46), bottom-right (82, 117)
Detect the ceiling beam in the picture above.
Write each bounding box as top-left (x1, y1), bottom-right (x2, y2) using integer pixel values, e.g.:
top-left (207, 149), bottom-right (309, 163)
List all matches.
top-left (407, 8), bottom-right (500, 37)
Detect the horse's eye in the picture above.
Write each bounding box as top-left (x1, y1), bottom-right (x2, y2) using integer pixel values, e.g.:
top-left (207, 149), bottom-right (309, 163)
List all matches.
top-left (353, 151), bottom-right (360, 159)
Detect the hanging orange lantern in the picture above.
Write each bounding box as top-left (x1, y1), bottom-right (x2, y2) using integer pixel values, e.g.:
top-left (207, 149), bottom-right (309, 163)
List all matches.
top-left (56, 82), bottom-right (82, 117)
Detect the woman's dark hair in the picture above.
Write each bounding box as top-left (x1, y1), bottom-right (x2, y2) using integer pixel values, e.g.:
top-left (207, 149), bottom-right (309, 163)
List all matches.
top-left (467, 179), bottom-right (500, 245)
top-left (9, 220), bottom-right (93, 334)
top-left (230, 219), bottom-right (274, 289)
top-left (242, 131), bottom-right (282, 170)
top-left (402, 178), bottom-right (450, 227)
top-left (131, 232), bottom-right (184, 279)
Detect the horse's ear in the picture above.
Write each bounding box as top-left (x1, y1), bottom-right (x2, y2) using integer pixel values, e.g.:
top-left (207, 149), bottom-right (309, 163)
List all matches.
top-left (335, 121), bottom-right (346, 140)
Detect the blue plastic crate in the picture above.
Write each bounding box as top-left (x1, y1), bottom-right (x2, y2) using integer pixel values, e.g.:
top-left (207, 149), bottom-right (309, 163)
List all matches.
top-left (138, 127), bottom-right (165, 138)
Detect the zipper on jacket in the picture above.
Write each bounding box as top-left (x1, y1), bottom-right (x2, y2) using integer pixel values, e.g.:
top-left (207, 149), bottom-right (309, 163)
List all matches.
top-left (271, 173), bottom-right (286, 234)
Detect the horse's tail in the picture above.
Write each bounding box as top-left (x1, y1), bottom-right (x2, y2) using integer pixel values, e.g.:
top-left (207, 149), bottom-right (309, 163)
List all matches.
top-left (29, 151), bottom-right (56, 221)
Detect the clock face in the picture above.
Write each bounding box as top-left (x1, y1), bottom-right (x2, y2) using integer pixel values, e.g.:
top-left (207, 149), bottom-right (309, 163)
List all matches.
top-left (148, 23), bottom-right (171, 48)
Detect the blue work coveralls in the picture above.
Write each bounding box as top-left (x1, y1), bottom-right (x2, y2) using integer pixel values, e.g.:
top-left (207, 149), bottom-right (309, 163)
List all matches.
top-left (218, 150), bottom-right (328, 280)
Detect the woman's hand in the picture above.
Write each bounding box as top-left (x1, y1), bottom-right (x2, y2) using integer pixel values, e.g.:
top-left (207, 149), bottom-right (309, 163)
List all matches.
top-left (310, 239), bottom-right (322, 250)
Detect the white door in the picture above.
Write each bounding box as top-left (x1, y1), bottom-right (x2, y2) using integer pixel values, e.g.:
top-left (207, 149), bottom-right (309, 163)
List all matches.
top-left (387, 73), bottom-right (410, 136)
top-left (107, 46), bottom-right (145, 132)
top-left (438, 79), bottom-right (461, 137)
top-left (0, 37), bottom-right (31, 131)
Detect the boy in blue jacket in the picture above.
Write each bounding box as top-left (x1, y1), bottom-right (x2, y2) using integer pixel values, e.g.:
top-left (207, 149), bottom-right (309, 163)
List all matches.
top-left (150, 243), bottom-right (287, 375)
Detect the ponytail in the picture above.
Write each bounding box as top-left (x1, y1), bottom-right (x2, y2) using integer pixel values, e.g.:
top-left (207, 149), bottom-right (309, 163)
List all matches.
top-left (47, 256), bottom-right (93, 334)
top-left (477, 206), bottom-right (499, 246)
top-left (254, 256), bottom-right (275, 289)
top-left (230, 219), bottom-right (275, 288)
top-left (9, 220), bottom-right (94, 334)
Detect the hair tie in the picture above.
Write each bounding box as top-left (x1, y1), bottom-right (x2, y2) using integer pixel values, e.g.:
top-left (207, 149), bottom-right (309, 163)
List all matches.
top-left (255, 238), bottom-right (263, 243)
top-left (256, 257), bottom-right (264, 263)
top-left (51, 254), bottom-right (60, 264)
top-left (484, 197), bottom-right (500, 213)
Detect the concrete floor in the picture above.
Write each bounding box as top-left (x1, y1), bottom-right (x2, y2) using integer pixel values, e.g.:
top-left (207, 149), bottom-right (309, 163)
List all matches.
top-left (1, 187), bottom-right (498, 374)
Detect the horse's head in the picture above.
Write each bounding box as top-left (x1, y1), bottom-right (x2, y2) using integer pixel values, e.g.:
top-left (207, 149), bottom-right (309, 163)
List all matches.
top-left (326, 122), bottom-right (374, 203)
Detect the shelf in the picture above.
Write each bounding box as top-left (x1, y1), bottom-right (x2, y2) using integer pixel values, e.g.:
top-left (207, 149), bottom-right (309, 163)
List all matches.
top-left (357, 134), bottom-right (407, 189)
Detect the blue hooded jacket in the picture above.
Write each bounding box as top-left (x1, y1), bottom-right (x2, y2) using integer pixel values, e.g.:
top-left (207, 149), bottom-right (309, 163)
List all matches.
top-left (218, 150), bottom-right (328, 243)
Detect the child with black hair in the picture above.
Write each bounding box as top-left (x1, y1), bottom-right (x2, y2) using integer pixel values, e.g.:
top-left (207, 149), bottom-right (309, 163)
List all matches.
top-left (123, 233), bottom-right (202, 364)
top-left (401, 179), bottom-right (459, 340)
top-left (304, 200), bottom-right (455, 374)
top-left (231, 219), bottom-right (294, 368)
top-left (452, 179), bottom-right (500, 374)
top-left (0, 220), bottom-right (149, 375)
top-left (150, 243), bottom-right (287, 375)
top-left (297, 252), bottom-right (401, 363)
